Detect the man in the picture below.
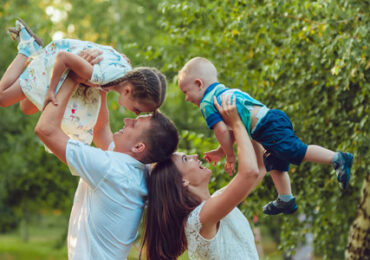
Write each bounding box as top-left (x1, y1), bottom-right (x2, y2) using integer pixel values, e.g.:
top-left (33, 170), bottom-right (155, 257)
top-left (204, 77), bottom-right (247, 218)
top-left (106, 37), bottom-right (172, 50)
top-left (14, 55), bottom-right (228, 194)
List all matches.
top-left (35, 75), bottom-right (179, 259)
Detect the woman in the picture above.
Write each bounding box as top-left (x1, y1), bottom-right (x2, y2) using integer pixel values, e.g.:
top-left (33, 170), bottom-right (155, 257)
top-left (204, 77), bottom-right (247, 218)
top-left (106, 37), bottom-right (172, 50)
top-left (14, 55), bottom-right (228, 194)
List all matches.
top-left (142, 95), bottom-right (266, 259)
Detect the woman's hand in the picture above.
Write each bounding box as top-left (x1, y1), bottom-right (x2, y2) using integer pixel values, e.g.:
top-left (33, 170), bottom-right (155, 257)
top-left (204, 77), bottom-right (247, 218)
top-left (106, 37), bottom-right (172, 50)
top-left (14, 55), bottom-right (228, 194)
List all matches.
top-left (213, 94), bottom-right (241, 128)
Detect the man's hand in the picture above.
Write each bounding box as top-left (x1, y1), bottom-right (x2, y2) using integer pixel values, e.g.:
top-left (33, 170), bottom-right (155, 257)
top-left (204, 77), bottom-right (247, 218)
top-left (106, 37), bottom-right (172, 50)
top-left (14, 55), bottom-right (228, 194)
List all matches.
top-left (204, 148), bottom-right (225, 165)
top-left (120, 53), bottom-right (131, 65)
top-left (79, 49), bottom-right (103, 64)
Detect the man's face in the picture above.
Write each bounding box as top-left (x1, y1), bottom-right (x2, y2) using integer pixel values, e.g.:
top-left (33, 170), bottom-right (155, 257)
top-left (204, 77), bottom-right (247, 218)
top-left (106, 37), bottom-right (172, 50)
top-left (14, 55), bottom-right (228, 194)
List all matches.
top-left (178, 73), bottom-right (203, 107)
top-left (113, 115), bottom-right (152, 153)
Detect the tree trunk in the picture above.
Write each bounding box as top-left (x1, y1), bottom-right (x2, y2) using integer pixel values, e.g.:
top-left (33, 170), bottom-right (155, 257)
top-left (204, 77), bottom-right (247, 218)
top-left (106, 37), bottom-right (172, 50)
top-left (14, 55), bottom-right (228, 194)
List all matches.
top-left (345, 174), bottom-right (370, 259)
top-left (20, 200), bottom-right (30, 242)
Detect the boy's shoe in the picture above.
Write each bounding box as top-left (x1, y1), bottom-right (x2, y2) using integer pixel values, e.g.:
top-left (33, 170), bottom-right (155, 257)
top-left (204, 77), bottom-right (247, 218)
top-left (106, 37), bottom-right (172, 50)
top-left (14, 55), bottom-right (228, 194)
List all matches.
top-left (7, 18), bottom-right (43, 57)
top-left (263, 198), bottom-right (298, 215)
top-left (332, 151), bottom-right (353, 189)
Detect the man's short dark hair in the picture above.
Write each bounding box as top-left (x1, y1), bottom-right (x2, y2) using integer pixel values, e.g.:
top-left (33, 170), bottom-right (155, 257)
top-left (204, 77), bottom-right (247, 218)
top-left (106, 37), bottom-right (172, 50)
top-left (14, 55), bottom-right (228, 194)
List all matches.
top-left (141, 112), bottom-right (179, 164)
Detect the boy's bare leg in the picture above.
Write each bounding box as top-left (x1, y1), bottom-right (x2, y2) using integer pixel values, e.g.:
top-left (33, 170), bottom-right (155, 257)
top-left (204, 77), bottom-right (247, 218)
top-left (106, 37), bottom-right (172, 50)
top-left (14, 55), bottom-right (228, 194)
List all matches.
top-left (305, 145), bottom-right (353, 189)
top-left (270, 170), bottom-right (292, 195)
top-left (304, 145), bottom-right (335, 164)
top-left (0, 54), bottom-right (27, 91)
top-left (263, 169), bottom-right (297, 215)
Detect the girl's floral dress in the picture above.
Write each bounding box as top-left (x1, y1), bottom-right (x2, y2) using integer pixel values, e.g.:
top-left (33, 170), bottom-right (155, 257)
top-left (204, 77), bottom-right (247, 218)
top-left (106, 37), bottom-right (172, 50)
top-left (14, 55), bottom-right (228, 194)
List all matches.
top-left (19, 39), bottom-right (131, 145)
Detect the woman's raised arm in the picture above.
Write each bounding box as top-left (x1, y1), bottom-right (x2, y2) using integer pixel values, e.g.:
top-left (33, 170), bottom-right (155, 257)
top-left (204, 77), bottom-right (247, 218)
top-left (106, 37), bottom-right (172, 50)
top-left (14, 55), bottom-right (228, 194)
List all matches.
top-left (199, 94), bottom-right (260, 230)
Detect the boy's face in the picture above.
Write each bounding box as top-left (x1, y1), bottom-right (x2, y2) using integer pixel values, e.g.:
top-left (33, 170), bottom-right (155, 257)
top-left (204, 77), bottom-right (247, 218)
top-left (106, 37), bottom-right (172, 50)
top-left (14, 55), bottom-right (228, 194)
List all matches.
top-left (178, 73), bottom-right (204, 107)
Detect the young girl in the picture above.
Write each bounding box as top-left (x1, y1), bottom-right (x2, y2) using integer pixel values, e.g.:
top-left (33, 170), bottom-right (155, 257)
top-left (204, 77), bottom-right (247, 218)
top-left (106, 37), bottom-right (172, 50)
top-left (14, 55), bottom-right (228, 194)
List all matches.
top-left (0, 18), bottom-right (166, 145)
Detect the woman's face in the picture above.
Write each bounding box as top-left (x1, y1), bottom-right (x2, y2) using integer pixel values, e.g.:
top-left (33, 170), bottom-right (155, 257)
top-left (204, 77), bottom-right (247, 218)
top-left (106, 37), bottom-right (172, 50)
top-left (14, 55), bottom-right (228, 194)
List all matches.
top-left (172, 152), bottom-right (212, 187)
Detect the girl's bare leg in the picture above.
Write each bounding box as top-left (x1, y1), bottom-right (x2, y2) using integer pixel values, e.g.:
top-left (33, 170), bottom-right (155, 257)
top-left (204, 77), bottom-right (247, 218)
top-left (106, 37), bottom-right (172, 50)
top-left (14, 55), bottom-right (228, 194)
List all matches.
top-left (0, 80), bottom-right (26, 107)
top-left (304, 145), bottom-right (335, 164)
top-left (0, 54), bottom-right (27, 91)
top-left (0, 54), bottom-right (28, 107)
top-left (20, 99), bottom-right (38, 115)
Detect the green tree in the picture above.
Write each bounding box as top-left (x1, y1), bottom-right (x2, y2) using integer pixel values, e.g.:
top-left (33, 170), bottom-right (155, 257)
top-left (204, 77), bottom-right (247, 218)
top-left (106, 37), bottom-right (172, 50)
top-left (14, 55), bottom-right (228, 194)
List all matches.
top-left (140, 0), bottom-right (369, 258)
top-left (0, 0), bottom-right (368, 258)
top-left (0, 0), bottom-right (163, 235)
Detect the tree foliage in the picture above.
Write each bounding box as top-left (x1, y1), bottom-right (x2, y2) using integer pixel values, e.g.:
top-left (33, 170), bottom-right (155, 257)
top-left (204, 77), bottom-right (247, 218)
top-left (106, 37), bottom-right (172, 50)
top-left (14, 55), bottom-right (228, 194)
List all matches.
top-left (143, 0), bottom-right (369, 258)
top-left (0, 0), bottom-right (369, 258)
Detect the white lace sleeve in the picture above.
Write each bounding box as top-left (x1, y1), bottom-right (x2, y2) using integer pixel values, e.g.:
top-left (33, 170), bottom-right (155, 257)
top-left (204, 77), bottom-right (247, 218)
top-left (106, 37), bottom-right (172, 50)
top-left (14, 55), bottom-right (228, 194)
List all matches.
top-left (186, 202), bottom-right (216, 259)
top-left (186, 202), bottom-right (204, 237)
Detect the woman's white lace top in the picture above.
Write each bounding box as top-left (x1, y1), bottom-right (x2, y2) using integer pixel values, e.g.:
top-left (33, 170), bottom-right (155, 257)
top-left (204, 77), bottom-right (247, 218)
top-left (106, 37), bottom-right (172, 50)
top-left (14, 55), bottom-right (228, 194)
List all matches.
top-left (185, 200), bottom-right (259, 260)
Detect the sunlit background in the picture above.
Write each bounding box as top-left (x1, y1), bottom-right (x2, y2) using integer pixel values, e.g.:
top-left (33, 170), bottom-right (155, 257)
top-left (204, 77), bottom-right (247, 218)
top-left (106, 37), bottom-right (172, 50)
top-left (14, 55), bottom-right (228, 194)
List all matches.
top-left (0, 0), bottom-right (368, 259)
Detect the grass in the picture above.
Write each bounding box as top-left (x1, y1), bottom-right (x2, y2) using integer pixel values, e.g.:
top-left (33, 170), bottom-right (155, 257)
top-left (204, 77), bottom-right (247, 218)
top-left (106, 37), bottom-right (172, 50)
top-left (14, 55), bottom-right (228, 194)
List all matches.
top-left (0, 212), bottom-right (68, 260)
top-left (0, 212), bottom-right (187, 260)
top-left (0, 212), bottom-right (286, 260)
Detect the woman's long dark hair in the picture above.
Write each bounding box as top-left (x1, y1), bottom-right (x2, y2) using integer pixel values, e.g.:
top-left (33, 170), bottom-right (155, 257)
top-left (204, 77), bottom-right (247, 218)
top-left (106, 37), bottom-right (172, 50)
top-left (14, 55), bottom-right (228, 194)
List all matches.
top-left (140, 158), bottom-right (201, 260)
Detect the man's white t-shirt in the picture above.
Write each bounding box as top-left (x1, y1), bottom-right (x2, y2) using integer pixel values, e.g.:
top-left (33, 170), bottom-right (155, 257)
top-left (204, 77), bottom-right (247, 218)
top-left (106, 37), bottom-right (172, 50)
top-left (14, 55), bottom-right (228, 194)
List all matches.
top-left (66, 139), bottom-right (148, 260)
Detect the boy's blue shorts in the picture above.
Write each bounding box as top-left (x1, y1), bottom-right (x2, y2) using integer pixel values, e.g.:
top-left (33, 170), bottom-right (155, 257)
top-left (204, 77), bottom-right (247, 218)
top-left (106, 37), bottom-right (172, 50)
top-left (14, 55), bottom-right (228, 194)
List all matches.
top-left (251, 109), bottom-right (308, 172)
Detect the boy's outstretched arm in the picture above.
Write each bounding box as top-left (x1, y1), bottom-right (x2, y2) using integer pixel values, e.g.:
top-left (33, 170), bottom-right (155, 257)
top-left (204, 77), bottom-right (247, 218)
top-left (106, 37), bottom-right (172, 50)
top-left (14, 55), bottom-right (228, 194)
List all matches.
top-left (204, 130), bottom-right (235, 165)
top-left (35, 77), bottom-right (78, 164)
top-left (212, 120), bottom-right (236, 175)
top-left (93, 91), bottom-right (113, 150)
top-left (43, 51), bottom-right (98, 110)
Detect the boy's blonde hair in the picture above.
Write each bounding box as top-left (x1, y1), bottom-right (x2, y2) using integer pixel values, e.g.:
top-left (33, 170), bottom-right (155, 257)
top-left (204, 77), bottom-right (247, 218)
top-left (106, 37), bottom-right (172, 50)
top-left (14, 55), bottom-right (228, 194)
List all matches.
top-left (179, 57), bottom-right (218, 86)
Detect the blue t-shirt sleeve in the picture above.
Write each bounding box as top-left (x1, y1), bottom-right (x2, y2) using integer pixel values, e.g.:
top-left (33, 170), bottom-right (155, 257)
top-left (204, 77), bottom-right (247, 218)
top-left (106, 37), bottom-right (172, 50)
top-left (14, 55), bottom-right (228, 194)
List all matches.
top-left (66, 139), bottom-right (111, 189)
top-left (200, 101), bottom-right (223, 129)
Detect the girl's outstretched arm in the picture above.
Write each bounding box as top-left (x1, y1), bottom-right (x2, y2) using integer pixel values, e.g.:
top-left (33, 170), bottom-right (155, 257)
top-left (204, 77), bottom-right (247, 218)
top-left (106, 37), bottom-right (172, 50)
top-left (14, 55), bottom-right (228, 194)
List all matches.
top-left (42, 51), bottom-right (95, 110)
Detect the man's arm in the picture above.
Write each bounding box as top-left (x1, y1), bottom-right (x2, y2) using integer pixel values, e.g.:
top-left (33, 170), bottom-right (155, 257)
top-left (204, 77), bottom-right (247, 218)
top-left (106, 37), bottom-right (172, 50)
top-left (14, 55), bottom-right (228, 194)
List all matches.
top-left (35, 77), bottom-right (78, 164)
top-left (93, 91), bottom-right (113, 150)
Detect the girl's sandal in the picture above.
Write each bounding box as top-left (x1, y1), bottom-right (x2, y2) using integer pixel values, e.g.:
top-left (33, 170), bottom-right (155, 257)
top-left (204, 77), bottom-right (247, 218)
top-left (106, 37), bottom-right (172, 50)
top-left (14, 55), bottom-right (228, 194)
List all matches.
top-left (7, 18), bottom-right (43, 47)
top-left (7, 27), bottom-right (19, 41)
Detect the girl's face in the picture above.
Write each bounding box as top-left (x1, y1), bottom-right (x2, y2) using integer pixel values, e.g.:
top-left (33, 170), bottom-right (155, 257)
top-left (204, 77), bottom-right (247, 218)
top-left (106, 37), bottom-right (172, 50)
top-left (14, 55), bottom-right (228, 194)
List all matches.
top-left (116, 82), bottom-right (155, 115)
top-left (172, 152), bottom-right (212, 187)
